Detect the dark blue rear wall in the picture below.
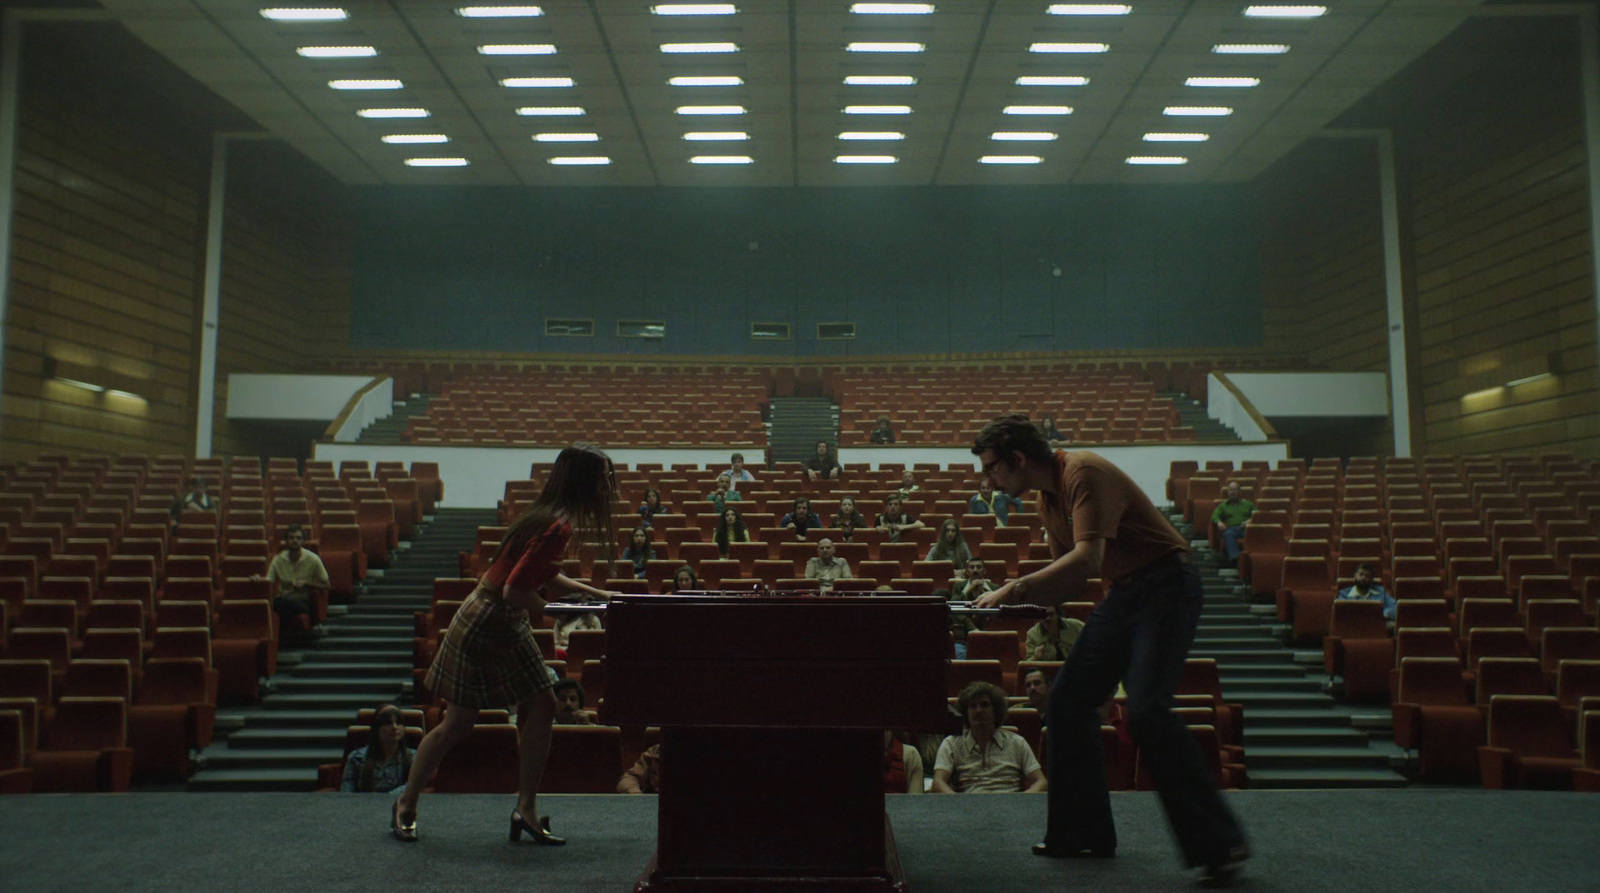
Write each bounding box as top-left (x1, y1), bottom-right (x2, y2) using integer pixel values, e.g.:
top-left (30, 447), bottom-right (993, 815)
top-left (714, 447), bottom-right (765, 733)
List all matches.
top-left (349, 185), bottom-right (1260, 356)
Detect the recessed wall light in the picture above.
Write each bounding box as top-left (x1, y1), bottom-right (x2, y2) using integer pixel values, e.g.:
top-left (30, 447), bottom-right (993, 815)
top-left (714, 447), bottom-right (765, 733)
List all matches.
top-left (838, 131), bottom-right (905, 140)
top-left (329, 79), bottom-right (402, 90)
top-left (847, 42), bottom-right (925, 52)
top-left (1163, 106), bottom-right (1232, 116)
top-left (478, 44), bottom-right (557, 55)
top-left (1186, 76), bottom-right (1260, 87)
top-left (683, 131), bottom-right (750, 140)
top-left (844, 75), bottom-right (917, 85)
top-left (651, 3), bottom-right (738, 13)
top-left (404, 157), bottom-right (470, 167)
top-left (1143, 132), bottom-right (1209, 142)
top-left (1046, 4), bottom-right (1131, 13)
top-left (1015, 76), bottom-right (1089, 86)
top-left (357, 108), bottom-right (430, 118)
top-left (979, 155), bottom-right (1043, 164)
top-left (456, 5), bottom-right (543, 16)
top-left (1126, 156), bottom-right (1188, 165)
top-left (669, 76), bottom-right (745, 86)
top-left (835, 155), bottom-right (897, 164)
top-left (382, 134), bottom-right (450, 144)
top-left (501, 77), bottom-right (575, 87)
top-left (1242, 5), bottom-right (1326, 17)
top-left (516, 106), bottom-right (585, 116)
top-left (842, 104), bottom-right (913, 114)
top-left (296, 46), bottom-right (376, 57)
top-left (261, 8), bottom-right (348, 21)
top-left (1212, 43), bottom-right (1290, 54)
top-left (1003, 105), bottom-right (1072, 115)
top-left (661, 42), bottom-right (740, 53)
top-left (1029, 42), bottom-right (1109, 53)
top-left (533, 133), bottom-right (601, 142)
top-left (548, 156), bottom-right (611, 165)
top-left (676, 105), bottom-right (747, 115)
top-left (690, 155), bottom-right (755, 164)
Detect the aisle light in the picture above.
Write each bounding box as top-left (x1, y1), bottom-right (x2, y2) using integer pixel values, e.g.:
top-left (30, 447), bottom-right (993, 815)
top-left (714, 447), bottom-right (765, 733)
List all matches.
top-left (991, 132), bottom-right (1057, 141)
top-left (358, 108), bottom-right (429, 118)
top-left (838, 131), bottom-right (906, 140)
top-left (1143, 132), bottom-right (1208, 142)
top-left (1003, 105), bottom-right (1072, 115)
top-left (979, 155), bottom-right (1042, 164)
top-left (1126, 156), bottom-right (1187, 164)
top-left (533, 133), bottom-right (601, 142)
top-left (835, 155), bottom-right (897, 163)
top-left (847, 42), bottom-right (925, 52)
top-left (1164, 106), bottom-right (1232, 116)
top-left (676, 105), bottom-right (748, 115)
top-left (683, 132), bottom-right (749, 140)
top-left (690, 155), bottom-right (755, 164)
top-left (549, 156), bottom-right (611, 165)
top-left (517, 106), bottom-right (585, 116)
top-left (843, 105), bottom-right (912, 114)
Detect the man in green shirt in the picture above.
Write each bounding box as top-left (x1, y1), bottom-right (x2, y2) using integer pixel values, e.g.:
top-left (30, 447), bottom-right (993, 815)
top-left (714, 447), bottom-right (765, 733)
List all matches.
top-left (1209, 481), bottom-right (1255, 569)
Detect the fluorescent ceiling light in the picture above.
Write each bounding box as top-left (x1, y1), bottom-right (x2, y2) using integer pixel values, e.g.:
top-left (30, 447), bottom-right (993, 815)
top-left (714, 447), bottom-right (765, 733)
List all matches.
top-left (382, 134), bottom-right (450, 144)
top-left (1186, 76), bottom-right (1260, 87)
top-left (1126, 156), bottom-right (1187, 165)
top-left (690, 155), bottom-right (755, 164)
top-left (357, 108), bottom-right (430, 118)
top-left (844, 75), bottom-right (917, 85)
top-left (652, 3), bottom-right (738, 13)
top-left (843, 104), bottom-right (912, 114)
top-left (838, 131), bottom-right (905, 140)
top-left (979, 155), bottom-right (1043, 164)
top-left (57, 378), bottom-right (105, 393)
top-left (847, 42), bottom-right (925, 52)
top-left (1243, 5), bottom-right (1326, 17)
top-left (501, 77), bottom-right (575, 87)
top-left (548, 156), bottom-right (611, 165)
top-left (478, 44), bottom-right (557, 55)
top-left (456, 5), bottom-right (543, 16)
top-left (517, 106), bottom-right (585, 116)
top-left (676, 105), bottom-right (747, 115)
top-left (1003, 105), bottom-right (1071, 115)
top-left (1030, 42), bottom-right (1109, 53)
top-left (296, 46), bottom-right (376, 57)
top-left (404, 157), bottom-right (470, 167)
top-left (1212, 43), bottom-right (1289, 54)
top-left (683, 131), bottom-right (749, 140)
top-left (105, 389), bottom-right (145, 402)
top-left (1506, 372), bottom-right (1554, 387)
top-left (1046, 4), bottom-right (1131, 13)
top-left (329, 79), bottom-right (402, 90)
top-left (850, 3), bottom-right (936, 12)
top-left (1143, 132), bottom-right (1209, 142)
top-left (261, 8), bottom-right (347, 21)
top-left (991, 131), bottom-right (1057, 141)
top-left (669, 76), bottom-right (744, 86)
top-left (533, 133), bottom-right (600, 142)
top-left (1015, 76), bottom-right (1089, 86)
top-left (661, 42), bottom-right (740, 53)
top-left (1164, 106), bottom-right (1232, 116)
top-left (835, 155), bottom-right (897, 164)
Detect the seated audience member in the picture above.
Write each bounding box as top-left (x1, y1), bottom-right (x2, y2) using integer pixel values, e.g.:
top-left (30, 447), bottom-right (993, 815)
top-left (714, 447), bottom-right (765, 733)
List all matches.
top-left (169, 475), bottom-right (220, 526)
top-left (725, 452), bottom-right (756, 492)
top-left (1039, 415), bottom-right (1068, 443)
top-left (341, 703), bottom-right (413, 793)
top-left (781, 496), bottom-right (823, 537)
top-left (1021, 668), bottom-right (1049, 720)
top-left (1210, 480), bottom-right (1255, 569)
top-left (805, 440), bottom-right (842, 481)
top-left (926, 518), bottom-right (973, 571)
top-left (933, 682), bottom-right (1046, 794)
top-left (836, 515), bottom-right (858, 542)
top-left (638, 488), bottom-right (669, 529)
top-left (968, 477), bottom-right (1024, 526)
top-left (623, 527), bottom-right (655, 579)
top-left (553, 678), bottom-right (597, 726)
top-left (940, 589), bottom-right (978, 660)
top-left (871, 416), bottom-right (896, 445)
top-left (953, 558), bottom-right (997, 601)
top-left (257, 524), bottom-right (329, 638)
top-left (618, 743), bottom-right (662, 794)
top-left (1337, 562), bottom-right (1396, 620)
top-left (707, 473), bottom-right (742, 515)
top-left (553, 597), bottom-right (602, 654)
top-left (883, 731), bottom-right (923, 794)
top-left (1026, 602), bottom-right (1086, 661)
top-left (671, 564), bottom-right (699, 593)
top-left (895, 469), bottom-right (921, 499)
top-left (876, 494), bottom-right (924, 542)
top-left (832, 495), bottom-right (868, 530)
top-left (804, 538), bottom-right (852, 594)
top-left (714, 507), bottom-right (750, 557)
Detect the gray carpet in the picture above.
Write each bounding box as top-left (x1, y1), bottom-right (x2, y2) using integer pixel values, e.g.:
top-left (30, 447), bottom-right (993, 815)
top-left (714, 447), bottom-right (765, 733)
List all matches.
top-left (2, 790), bottom-right (1596, 892)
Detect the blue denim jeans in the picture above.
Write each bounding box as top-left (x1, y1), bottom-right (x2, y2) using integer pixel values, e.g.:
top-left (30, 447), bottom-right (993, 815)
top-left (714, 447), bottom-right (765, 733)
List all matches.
top-left (1044, 555), bottom-right (1245, 867)
top-left (1221, 524), bottom-right (1246, 561)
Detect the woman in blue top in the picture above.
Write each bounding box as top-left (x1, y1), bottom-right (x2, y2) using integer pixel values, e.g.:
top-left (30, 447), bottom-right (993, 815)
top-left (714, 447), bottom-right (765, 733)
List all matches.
top-left (622, 527), bottom-right (654, 579)
top-left (343, 704), bottom-right (412, 793)
top-left (782, 496), bottom-right (822, 537)
top-left (638, 488), bottom-right (668, 529)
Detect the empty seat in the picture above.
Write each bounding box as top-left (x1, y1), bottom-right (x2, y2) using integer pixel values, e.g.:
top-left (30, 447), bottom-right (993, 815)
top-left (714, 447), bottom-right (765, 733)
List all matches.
top-left (542, 725), bottom-right (624, 794)
top-left (430, 723), bottom-right (519, 793)
top-left (1392, 657), bottom-right (1482, 782)
top-left (28, 696), bottom-right (134, 792)
top-left (129, 657), bottom-right (216, 783)
top-left (1478, 695), bottom-right (1578, 790)
top-left (213, 600), bottom-right (277, 701)
top-left (1323, 600), bottom-right (1393, 703)
top-left (0, 707), bottom-right (32, 793)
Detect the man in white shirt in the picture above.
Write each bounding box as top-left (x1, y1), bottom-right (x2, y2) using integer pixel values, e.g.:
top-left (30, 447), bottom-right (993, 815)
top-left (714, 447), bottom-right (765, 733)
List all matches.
top-left (803, 538), bottom-right (852, 594)
top-left (724, 452), bottom-right (756, 492)
top-left (932, 681), bottom-right (1046, 794)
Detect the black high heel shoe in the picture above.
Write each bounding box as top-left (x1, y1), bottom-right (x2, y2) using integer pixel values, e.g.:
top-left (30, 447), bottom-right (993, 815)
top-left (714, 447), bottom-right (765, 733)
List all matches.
top-left (392, 800), bottom-right (418, 843)
top-left (510, 809), bottom-right (566, 846)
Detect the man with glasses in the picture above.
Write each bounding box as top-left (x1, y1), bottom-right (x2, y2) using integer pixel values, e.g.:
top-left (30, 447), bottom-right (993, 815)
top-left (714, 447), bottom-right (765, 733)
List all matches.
top-left (970, 414), bottom-right (1248, 886)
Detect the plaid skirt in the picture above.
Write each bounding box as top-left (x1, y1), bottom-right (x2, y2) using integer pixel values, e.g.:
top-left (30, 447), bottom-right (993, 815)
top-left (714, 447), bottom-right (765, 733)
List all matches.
top-left (425, 592), bottom-right (554, 709)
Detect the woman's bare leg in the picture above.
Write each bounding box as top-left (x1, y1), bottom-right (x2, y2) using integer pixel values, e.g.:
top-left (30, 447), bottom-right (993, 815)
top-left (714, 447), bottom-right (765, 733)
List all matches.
top-left (515, 690), bottom-right (559, 820)
top-left (396, 702), bottom-right (480, 815)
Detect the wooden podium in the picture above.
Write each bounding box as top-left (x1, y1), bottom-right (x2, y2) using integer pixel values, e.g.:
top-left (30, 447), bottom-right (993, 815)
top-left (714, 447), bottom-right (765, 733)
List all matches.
top-left (604, 594), bottom-right (951, 893)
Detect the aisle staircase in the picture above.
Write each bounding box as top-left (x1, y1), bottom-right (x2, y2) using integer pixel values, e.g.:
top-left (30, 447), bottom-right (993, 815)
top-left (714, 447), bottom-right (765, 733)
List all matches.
top-left (1163, 391), bottom-right (1244, 443)
top-left (1173, 510), bottom-right (1409, 788)
top-left (768, 397), bottom-right (838, 464)
top-left (355, 392), bottom-right (432, 445)
top-left (187, 509), bottom-right (493, 791)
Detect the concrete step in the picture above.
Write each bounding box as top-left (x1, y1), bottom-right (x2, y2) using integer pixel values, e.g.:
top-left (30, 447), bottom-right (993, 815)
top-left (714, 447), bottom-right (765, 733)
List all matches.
top-left (258, 693), bottom-right (402, 711)
top-left (186, 768), bottom-right (316, 792)
top-left (1228, 691), bottom-right (1338, 709)
top-left (227, 727), bottom-right (349, 750)
top-left (1243, 768), bottom-right (1410, 789)
top-left (272, 677), bottom-right (405, 696)
top-left (305, 649), bottom-right (411, 664)
top-left (1190, 649), bottom-right (1299, 664)
top-left (221, 709), bottom-right (367, 728)
top-left (1217, 677), bottom-right (1325, 694)
top-left (290, 661), bottom-right (412, 678)
top-left (197, 745), bottom-right (341, 771)
top-left (1242, 726), bottom-right (1371, 747)
top-left (1242, 746), bottom-right (1396, 771)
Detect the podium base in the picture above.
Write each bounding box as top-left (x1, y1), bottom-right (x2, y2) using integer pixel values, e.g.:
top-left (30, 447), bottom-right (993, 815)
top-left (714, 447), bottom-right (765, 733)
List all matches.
top-left (634, 813), bottom-right (908, 893)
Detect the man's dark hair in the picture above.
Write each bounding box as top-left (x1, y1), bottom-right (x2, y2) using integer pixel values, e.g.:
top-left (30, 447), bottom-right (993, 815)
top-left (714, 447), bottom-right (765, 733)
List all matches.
top-left (955, 680), bottom-right (1009, 727)
top-left (972, 413), bottom-right (1053, 466)
top-left (1356, 562), bottom-right (1377, 576)
top-left (284, 523), bottom-right (306, 540)
top-left (731, 452), bottom-right (744, 463)
top-left (553, 677), bottom-right (586, 708)
top-left (1022, 667), bottom-right (1047, 686)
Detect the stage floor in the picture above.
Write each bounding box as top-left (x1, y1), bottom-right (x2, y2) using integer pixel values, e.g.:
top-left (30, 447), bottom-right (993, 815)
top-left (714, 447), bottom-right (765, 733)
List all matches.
top-left (2, 789), bottom-right (1595, 892)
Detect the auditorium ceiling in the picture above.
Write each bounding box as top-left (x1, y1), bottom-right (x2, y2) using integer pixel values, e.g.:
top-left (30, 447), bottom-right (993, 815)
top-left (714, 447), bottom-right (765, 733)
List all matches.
top-left (91, 0), bottom-right (1486, 186)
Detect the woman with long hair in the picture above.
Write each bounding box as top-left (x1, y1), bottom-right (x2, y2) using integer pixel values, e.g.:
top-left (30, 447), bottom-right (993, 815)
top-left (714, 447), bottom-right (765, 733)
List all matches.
top-left (926, 518), bottom-right (974, 569)
top-left (341, 704), bottom-right (412, 793)
top-left (831, 495), bottom-right (867, 530)
top-left (714, 507), bottom-right (750, 558)
top-left (392, 444), bottom-right (617, 846)
top-left (622, 527), bottom-right (654, 579)
top-left (671, 564), bottom-right (699, 593)
top-left (639, 487), bottom-right (668, 528)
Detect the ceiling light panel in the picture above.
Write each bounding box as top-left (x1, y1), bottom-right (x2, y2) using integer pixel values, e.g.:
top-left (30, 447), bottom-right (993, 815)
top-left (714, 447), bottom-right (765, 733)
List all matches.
top-left (660, 42), bottom-right (740, 53)
top-left (1164, 106), bottom-right (1233, 116)
top-left (548, 156), bottom-right (611, 165)
top-left (1212, 44), bottom-right (1290, 54)
top-left (329, 79), bottom-right (402, 90)
top-left (1015, 76), bottom-right (1089, 86)
top-left (516, 106), bottom-right (585, 116)
top-left (689, 155), bottom-right (754, 164)
top-left (837, 131), bottom-right (905, 140)
top-left (843, 75), bottom-right (917, 85)
top-left (1029, 43), bottom-right (1110, 53)
top-left (404, 157), bottom-right (470, 166)
top-left (669, 76), bottom-right (745, 86)
top-left (382, 134), bottom-right (450, 144)
top-left (456, 6), bottom-right (543, 16)
top-left (1046, 4), bottom-right (1131, 13)
top-left (850, 3), bottom-right (936, 12)
top-left (477, 44), bottom-right (558, 55)
top-left (533, 133), bottom-right (601, 142)
top-left (1185, 77), bottom-right (1260, 87)
top-left (296, 46), bottom-right (375, 57)
top-left (1003, 105), bottom-right (1072, 115)
top-left (357, 108), bottom-right (429, 118)
top-left (842, 105), bottom-right (912, 114)
top-left (835, 155), bottom-right (897, 164)
top-left (261, 8), bottom-right (348, 21)
top-left (676, 105), bottom-right (747, 115)
top-left (846, 42), bottom-right (926, 52)
top-left (1143, 132), bottom-right (1209, 142)
top-left (990, 132), bottom-right (1058, 141)
top-left (979, 155), bottom-right (1043, 164)
top-left (682, 131), bottom-right (750, 140)
top-left (651, 4), bottom-right (738, 13)
top-left (501, 77), bottom-right (575, 88)
top-left (1126, 156), bottom-right (1187, 165)
top-left (1243, 5), bottom-right (1327, 17)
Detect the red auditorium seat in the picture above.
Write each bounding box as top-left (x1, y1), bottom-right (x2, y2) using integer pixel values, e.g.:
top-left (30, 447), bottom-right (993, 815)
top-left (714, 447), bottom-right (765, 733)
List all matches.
top-left (430, 723), bottom-right (519, 792)
top-left (28, 695), bottom-right (133, 792)
top-left (0, 707), bottom-right (33, 793)
top-left (946, 660), bottom-right (1004, 698)
top-left (129, 656), bottom-right (216, 783)
top-left (7, 627), bottom-right (72, 674)
top-left (1476, 657), bottom-right (1548, 704)
top-left (543, 725), bottom-right (624, 794)
top-left (965, 631), bottom-right (1022, 689)
top-left (1541, 628), bottom-right (1600, 687)
top-left (1575, 710), bottom-right (1600, 792)
top-left (213, 600), bottom-right (277, 701)
top-left (1479, 695), bottom-right (1579, 790)
top-left (1323, 600), bottom-right (1393, 703)
top-left (1392, 657), bottom-right (1482, 782)
top-left (61, 658), bottom-right (132, 702)
top-left (564, 630), bottom-right (606, 683)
